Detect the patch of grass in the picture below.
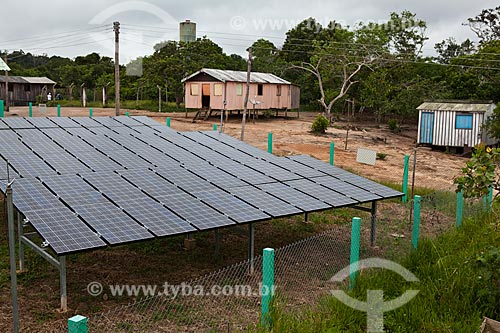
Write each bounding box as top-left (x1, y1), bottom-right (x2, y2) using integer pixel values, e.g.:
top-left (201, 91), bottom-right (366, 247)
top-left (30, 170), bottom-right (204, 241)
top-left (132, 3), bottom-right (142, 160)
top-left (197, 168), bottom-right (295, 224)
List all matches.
top-left (269, 212), bottom-right (499, 332)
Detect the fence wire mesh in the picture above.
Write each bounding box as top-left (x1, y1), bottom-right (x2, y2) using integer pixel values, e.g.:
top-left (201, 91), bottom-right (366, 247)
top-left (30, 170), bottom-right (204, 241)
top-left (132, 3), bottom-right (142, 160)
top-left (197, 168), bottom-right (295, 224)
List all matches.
top-left (85, 225), bottom-right (359, 332)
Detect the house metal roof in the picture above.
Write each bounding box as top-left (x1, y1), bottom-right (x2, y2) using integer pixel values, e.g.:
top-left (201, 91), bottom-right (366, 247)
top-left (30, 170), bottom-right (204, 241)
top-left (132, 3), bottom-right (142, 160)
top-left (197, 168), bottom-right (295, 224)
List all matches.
top-left (0, 58), bottom-right (10, 71)
top-left (417, 102), bottom-right (495, 113)
top-left (0, 76), bottom-right (56, 84)
top-left (182, 68), bottom-right (291, 84)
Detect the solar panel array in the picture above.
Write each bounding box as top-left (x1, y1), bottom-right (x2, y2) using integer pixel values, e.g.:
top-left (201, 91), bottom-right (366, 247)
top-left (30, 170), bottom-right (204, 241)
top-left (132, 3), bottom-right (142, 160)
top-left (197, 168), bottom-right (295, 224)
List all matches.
top-left (0, 116), bottom-right (402, 255)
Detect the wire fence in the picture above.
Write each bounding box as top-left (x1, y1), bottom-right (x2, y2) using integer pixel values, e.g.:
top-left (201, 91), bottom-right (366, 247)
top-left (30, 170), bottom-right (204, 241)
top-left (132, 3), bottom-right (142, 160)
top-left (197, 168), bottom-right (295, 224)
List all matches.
top-left (75, 224), bottom-right (369, 332)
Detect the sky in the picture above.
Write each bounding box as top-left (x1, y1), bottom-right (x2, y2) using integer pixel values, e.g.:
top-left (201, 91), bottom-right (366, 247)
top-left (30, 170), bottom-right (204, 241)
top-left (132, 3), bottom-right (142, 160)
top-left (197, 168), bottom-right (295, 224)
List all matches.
top-left (0, 0), bottom-right (494, 64)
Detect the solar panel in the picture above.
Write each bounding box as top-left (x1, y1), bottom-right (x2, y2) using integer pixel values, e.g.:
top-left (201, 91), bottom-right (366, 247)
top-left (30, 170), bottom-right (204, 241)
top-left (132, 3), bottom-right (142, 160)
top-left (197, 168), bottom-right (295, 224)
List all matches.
top-left (229, 185), bottom-right (302, 217)
top-left (81, 172), bottom-right (142, 204)
top-left (105, 150), bottom-right (154, 170)
top-left (92, 117), bottom-right (123, 127)
top-left (26, 117), bottom-right (60, 128)
top-left (6, 155), bottom-right (57, 177)
top-left (117, 169), bottom-right (179, 198)
top-left (270, 158), bottom-right (325, 178)
top-left (257, 182), bottom-right (330, 211)
top-left (41, 174), bottom-right (106, 205)
top-left (184, 163), bottom-right (248, 188)
top-left (155, 167), bottom-right (216, 192)
top-left (213, 159), bottom-right (275, 185)
top-left (284, 178), bottom-right (358, 207)
top-left (132, 116), bottom-right (163, 126)
top-left (41, 153), bottom-right (92, 174)
top-left (243, 158), bottom-right (302, 182)
top-left (0, 159), bottom-right (18, 180)
top-left (70, 117), bottom-right (101, 128)
top-left (312, 176), bottom-right (381, 202)
top-left (22, 206), bottom-right (106, 254)
top-left (5, 177), bottom-right (62, 212)
top-left (74, 152), bottom-right (123, 171)
top-left (113, 116), bottom-right (145, 127)
top-left (159, 192), bottom-right (235, 230)
top-left (0, 119), bottom-right (9, 130)
top-left (118, 198), bottom-right (196, 236)
top-left (193, 188), bottom-right (270, 223)
top-left (72, 202), bottom-right (153, 244)
top-left (49, 117), bottom-right (81, 128)
top-left (2, 117), bottom-right (35, 129)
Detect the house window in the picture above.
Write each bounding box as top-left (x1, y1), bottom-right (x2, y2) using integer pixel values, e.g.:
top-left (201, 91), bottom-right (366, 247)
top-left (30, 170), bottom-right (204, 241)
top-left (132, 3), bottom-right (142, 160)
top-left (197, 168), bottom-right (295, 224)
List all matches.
top-left (24, 84), bottom-right (31, 92)
top-left (190, 83), bottom-right (199, 96)
top-left (456, 114), bottom-right (473, 129)
top-left (257, 84), bottom-right (263, 96)
top-left (276, 85), bottom-right (281, 96)
top-left (8, 84), bottom-right (13, 92)
top-left (236, 84), bottom-right (243, 96)
top-left (214, 83), bottom-right (223, 96)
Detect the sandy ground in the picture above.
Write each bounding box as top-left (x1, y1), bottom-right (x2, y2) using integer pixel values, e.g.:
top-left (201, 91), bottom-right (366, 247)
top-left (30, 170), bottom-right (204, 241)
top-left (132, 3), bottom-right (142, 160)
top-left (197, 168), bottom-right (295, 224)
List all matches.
top-left (4, 106), bottom-right (466, 191)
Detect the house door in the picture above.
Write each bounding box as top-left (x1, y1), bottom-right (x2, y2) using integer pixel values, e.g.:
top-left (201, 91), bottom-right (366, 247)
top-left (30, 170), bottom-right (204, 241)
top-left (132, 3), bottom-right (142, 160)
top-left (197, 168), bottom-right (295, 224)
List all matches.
top-left (202, 84), bottom-right (210, 108)
top-left (420, 112), bottom-right (434, 144)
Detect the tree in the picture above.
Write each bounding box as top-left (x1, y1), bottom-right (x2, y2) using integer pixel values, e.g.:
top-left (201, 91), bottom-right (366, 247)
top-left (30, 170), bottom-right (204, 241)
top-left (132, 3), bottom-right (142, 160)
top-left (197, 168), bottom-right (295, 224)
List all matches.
top-left (484, 104), bottom-right (500, 141)
top-left (454, 144), bottom-right (500, 201)
top-left (434, 38), bottom-right (475, 64)
top-left (466, 6), bottom-right (500, 44)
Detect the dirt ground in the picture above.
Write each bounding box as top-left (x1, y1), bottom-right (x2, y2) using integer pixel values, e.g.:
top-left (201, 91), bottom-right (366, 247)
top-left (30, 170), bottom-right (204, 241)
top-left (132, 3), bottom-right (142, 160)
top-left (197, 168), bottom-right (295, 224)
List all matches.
top-left (0, 107), bottom-right (465, 332)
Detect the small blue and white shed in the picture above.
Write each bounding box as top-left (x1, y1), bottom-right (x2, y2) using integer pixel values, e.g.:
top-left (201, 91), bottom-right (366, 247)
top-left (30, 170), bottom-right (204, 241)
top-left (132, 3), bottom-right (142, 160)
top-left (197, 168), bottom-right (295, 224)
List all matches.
top-left (417, 101), bottom-right (497, 148)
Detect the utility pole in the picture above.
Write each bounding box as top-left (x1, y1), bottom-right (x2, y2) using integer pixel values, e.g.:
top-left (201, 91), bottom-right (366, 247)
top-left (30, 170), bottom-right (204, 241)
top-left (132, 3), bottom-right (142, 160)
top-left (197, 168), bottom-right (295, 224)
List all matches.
top-left (240, 47), bottom-right (252, 141)
top-left (157, 85), bottom-right (162, 112)
top-left (113, 21), bottom-right (120, 116)
top-left (4, 55), bottom-right (9, 112)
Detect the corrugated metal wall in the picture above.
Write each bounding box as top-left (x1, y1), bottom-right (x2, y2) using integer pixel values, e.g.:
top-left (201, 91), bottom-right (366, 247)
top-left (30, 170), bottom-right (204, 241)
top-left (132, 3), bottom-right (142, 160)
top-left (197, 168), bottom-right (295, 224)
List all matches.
top-left (418, 110), bottom-right (485, 147)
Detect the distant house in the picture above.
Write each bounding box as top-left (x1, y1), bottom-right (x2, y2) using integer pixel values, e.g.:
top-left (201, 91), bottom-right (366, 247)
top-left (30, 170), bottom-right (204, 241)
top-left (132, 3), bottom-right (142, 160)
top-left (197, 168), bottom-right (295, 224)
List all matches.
top-left (417, 101), bottom-right (497, 149)
top-left (0, 76), bottom-right (56, 106)
top-left (182, 69), bottom-right (300, 114)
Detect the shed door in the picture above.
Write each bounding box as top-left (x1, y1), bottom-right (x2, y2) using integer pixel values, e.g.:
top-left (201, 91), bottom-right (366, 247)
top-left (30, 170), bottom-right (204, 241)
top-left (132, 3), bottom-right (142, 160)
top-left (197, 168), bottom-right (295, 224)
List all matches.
top-left (420, 112), bottom-right (434, 144)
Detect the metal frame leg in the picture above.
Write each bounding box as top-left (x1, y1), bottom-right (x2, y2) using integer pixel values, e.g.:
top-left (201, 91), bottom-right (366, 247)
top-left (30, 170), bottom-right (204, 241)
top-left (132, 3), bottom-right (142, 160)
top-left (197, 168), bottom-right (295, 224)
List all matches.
top-left (370, 201), bottom-right (377, 247)
top-left (59, 256), bottom-right (67, 312)
top-left (304, 212), bottom-right (309, 222)
top-left (248, 223), bottom-right (255, 274)
top-left (17, 212), bottom-right (25, 272)
top-left (7, 183), bottom-right (19, 332)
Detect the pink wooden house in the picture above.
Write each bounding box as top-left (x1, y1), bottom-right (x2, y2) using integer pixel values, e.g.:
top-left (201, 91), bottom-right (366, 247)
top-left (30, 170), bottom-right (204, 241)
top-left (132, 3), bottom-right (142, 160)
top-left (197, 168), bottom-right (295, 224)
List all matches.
top-left (182, 69), bottom-right (300, 118)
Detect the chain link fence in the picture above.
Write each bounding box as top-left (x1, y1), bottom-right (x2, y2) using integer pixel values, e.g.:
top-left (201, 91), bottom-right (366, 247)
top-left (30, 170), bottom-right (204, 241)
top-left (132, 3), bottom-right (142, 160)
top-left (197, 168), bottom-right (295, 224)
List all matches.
top-left (74, 224), bottom-right (371, 332)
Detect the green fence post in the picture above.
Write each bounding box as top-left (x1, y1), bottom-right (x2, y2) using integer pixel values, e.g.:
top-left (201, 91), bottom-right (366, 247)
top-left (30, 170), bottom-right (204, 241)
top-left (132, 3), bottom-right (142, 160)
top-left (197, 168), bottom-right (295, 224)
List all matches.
top-left (0, 100), bottom-right (4, 118)
top-left (268, 132), bottom-right (273, 154)
top-left (125, 111), bottom-right (129, 117)
top-left (330, 142), bottom-right (335, 165)
top-left (261, 248), bottom-right (275, 328)
top-left (166, 117), bottom-right (171, 127)
top-left (213, 124), bottom-right (217, 131)
top-left (349, 217), bottom-right (362, 290)
top-left (412, 195), bottom-right (421, 249)
top-left (29, 102), bottom-right (33, 117)
top-left (89, 108), bottom-right (93, 118)
top-left (57, 104), bottom-right (61, 117)
top-left (488, 187), bottom-right (493, 210)
top-left (402, 155), bottom-right (410, 203)
top-left (456, 191), bottom-right (463, 228)
top-left (68, 315), bottom-right (88, 333)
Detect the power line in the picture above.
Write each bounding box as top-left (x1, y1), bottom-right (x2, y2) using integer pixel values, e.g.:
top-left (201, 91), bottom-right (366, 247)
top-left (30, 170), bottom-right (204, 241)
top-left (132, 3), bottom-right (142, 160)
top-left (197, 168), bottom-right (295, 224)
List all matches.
top-left (0, 25), bottom-right (109, 45)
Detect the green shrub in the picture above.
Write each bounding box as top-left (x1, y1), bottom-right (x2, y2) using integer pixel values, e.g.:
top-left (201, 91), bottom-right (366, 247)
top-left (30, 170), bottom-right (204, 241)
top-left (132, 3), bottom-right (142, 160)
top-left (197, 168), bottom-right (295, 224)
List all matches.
top-left (376, 152), bottom-right (387, 160)
top-left (388, 119), bottom-right (399, 132)
top-left (311, 114), bottom-right (329, 134)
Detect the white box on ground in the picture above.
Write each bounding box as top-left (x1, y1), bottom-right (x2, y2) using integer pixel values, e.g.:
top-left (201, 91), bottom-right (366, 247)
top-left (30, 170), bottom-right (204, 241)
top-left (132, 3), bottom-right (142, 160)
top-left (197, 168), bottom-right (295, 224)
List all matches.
top-left (357, 148), bottom-right (377, 165)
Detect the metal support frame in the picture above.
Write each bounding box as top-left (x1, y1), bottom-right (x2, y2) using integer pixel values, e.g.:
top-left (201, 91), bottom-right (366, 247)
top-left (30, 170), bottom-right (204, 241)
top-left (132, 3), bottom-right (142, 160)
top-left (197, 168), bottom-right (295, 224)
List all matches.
top-left (17, 211), bottom-right (25, 272)
top-left (7, 182), bottom-right (19, 333)
top-left (370, 201), bottom-right (377, 247)
top-left (248, 223), bottom-right (255, 274)
top-left (20, 235), bottom-right (67, 311)
top-left (304, 212), bottom-right (309, 222)
top-left (351, 201), bottom-right (378, 247)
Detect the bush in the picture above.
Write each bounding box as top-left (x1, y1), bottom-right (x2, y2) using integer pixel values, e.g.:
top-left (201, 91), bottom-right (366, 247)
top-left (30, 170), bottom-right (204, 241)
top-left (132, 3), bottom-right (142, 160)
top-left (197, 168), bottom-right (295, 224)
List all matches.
top-left (311, 114), bottom-right (329, 134)
top-left (388, 119), bottom-right (399, 132)
top-left (376, 152), bottom-right (387, 160)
